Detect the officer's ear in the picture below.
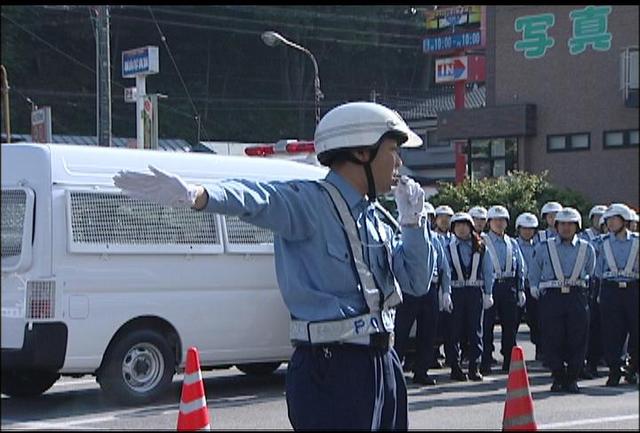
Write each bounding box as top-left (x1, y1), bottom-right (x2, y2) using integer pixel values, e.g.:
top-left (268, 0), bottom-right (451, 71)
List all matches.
top-left (351, 148), bottom-right (371, 164)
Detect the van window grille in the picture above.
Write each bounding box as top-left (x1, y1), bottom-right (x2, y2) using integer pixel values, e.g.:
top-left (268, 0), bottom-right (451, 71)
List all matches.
top-left (69, 192), bottom-right (220, 245)
top-left (1, 190), bottom-right (27, 258)
top-left (225, 216), bottom-right (273, 245)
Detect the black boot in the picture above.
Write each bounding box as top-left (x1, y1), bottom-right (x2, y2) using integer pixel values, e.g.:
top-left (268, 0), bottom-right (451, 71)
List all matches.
top-left (468, 364), bottom-right (484, 381)
top-left (564, 369), bottom-right (581, 393)
top-left (585, 362), bottom-right (600, 378)
top-left (480, 363), bottom-right (492, 376)
top-left (550, 369), bottom-right (565, 392)
top-left (579, 364), bottom-right (594, 380)
top-left (606, 367), bottom-right (623, 387)
top-left (450, 365), bottom-right (468, 381)
top-left (413, 372), bottom-right (437, 386)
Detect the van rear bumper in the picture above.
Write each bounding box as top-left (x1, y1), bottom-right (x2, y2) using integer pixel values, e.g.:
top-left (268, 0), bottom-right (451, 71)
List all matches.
top-left (1, 322), bottom-right (67, 372)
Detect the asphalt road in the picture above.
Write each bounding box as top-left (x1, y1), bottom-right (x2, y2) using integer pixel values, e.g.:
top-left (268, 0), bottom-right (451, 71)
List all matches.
top-left (2, 325), bottom-right (639, 430)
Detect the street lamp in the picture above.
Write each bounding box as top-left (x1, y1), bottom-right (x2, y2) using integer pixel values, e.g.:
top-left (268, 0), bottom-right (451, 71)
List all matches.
top-left (261, 31), bottom-right (324, 125)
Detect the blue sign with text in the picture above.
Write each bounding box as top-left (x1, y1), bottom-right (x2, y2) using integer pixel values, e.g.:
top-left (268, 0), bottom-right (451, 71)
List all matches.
top-left (423, 30), bottom-right (483, 54)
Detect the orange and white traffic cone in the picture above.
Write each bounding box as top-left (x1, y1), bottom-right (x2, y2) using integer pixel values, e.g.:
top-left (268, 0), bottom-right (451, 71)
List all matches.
top-left (502, 346), bottom-right (537, 431)
top-left (177, 347), bottom-right (211, 431)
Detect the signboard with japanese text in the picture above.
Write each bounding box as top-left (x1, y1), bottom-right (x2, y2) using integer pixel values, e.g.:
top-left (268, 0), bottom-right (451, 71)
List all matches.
top-left (30, 107), bottom-right (52, 143)
top-left (122, 46), bottom-right (159, 78)
top-left (426, 5), bottom-right (482, 30)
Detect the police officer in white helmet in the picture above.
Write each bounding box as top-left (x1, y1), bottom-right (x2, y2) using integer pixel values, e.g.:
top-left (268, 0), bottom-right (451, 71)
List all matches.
top-left (113, 101), bottom-right (432, 429)
top-left (434, 205), bottom-right (454, 246)
top-left (529, 208), bottom-right (596, 393)
top-left (469, 206), bottom-right (488, 234)
top-left (595, 203), bottom-right (639, 386)
top-left (515, 212), bottom-right (543, 361)
top-left (537, 201), bottom-right (563, 243)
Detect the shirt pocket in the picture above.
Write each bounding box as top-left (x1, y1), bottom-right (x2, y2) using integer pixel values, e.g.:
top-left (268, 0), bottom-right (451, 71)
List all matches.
top-left (327, 242), bottom-right (350, 263)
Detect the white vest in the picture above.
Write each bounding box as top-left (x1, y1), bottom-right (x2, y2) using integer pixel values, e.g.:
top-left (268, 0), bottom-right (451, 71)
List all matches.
top-left (483, 232), bottom-right (515, 279)
top-left (602, 236), bottom-right (639, 280)
top-left (449, 237), bottom-right (484, 288)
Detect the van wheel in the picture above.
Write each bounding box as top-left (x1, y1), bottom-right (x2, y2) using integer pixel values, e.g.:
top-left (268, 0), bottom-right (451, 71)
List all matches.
top-left (236, 362), bottom-right (282, 376)
top-left (98, 329), bottom-right (175, 405)
top-left (1, 370), bottom-right (60, 398)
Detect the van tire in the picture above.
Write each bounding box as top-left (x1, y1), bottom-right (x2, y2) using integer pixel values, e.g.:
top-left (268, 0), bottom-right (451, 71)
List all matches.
top-left (236, 362), bottom-right (282, 376)
top-left (1, 370), bottom-right (60, 398)
top-left (98, 329), bottom-right (175, 406)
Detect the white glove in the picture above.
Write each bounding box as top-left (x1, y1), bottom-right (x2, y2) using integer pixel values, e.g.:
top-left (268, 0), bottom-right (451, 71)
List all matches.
top-left (112, 165), bottom-right (200, 208)
top-left (596, 295), bottom-right (600, 304)
top-left (530, 286), bottom-right (540, 300)
top-left (394, 176), bottom-right (425, 226)
top-left (442, 292), bottom-right (453, 314)
top-left (438, 290), bottom-right (444, 312)
top-left (483, 293), bottom-right (494, 310)
top-left (517, 290), bottom-right (526, 308)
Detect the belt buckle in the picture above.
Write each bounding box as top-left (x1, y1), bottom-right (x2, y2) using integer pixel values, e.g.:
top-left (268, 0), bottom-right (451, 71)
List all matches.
top-left (619, 281), bottom-right (627, 289)
top-left (561, 285), bottom-right (570, 294)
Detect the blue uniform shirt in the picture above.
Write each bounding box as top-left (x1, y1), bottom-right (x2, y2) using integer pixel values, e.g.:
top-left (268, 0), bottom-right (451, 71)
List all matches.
top-left (445, 237), bottom-right (494, 295)
top-left (395, 227), bottom-right (451, 297)
top-left (517, 237), bottom-right (536, 284)
top-left (436, 231), bottom-right (451, 248)
top-left (203, 170), bottom-right (430, 323)
top-left (529, 235), bottom-right (596, 291)
top-left (535, 228), bottom-right (557, 244)
top-left (595, 231), bottom-right (640, 282)
top-left (579, 228), bottom-right (603, 248)
top-left (484, 231), bottom-right (526, 291)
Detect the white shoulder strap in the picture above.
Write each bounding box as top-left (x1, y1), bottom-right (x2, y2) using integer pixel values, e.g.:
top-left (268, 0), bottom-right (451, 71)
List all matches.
top-left (586, 229), bottom-right (596, 241)
top-left (468, 251), bottom-right (481, 283)
top-left (547, 240), bottom-right (565, 282)
top-left (449, 238), bottom-right (465, 283)
top-left (603, 238), bottom-right (618, 273)
top-left (483, 235), bottom-right (502, 275)
top-left (505, 235), bottom-right (513, 275)
top-left (319, 181), bottom-right (388, 314)
top-left (539, 230), bottom-right (547, 242)
top-left (569, 241), bottom-right (588, 283)
top-left (624, 237), bottom-right (639, 275)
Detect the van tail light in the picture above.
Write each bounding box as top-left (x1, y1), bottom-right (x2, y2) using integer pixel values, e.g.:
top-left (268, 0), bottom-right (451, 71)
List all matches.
top-left (244, 145), bottom-right (275, 157)
top-left (26, 280), bottom-right (55, 319)
top-left (285, 141), bottom-right (315, 154)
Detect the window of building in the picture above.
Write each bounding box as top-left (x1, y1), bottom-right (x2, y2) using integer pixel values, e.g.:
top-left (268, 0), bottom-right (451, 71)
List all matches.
top-left (469, 137), bottom-right (518, 180)
top-left (546, 133), bottom-right (590, 152)
top-left (603, 129), bottom-right (639, 149)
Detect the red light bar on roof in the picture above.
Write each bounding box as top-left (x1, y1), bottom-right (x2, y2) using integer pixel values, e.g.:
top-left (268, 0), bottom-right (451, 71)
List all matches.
top-left (285, 141), bottom-right (315, 154)
top-left (244, 145), bottom-right (275, 157)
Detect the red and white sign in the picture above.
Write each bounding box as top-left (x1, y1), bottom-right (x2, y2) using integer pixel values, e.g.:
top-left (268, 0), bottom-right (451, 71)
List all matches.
top-left (435, 56), bottom-right (468, 83)
top-left (30, 107), bottom-right (52, 143)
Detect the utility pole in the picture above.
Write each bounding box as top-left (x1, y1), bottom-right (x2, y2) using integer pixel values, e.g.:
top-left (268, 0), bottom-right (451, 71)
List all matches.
top-left (94, 5), bottom-right (112, 147)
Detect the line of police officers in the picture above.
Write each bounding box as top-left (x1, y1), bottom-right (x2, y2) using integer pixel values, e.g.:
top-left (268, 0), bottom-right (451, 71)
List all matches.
top-left (395, 199), bottom-right (639, 394)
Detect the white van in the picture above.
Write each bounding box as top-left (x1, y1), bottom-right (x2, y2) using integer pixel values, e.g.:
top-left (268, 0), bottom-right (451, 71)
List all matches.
top-left (1, 143), bottom-right (327, 405)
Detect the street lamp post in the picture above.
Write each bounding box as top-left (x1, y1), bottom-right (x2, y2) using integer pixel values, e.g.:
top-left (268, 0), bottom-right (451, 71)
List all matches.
top-left (261, 31), bottom-right (324, 125)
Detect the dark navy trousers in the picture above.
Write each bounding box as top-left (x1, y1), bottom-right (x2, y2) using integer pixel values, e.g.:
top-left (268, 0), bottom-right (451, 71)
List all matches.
top-left (538, 288), bottom-right (589, 374)
top-left (599, 281), bottom-right (639, 372)
top-left (585, 278), bottom-right (603, 367)
top-left (446, 287), bottom-right (484, 368)
top-left (286, 343), bottom-right (408, 430)
top-left (482, 281), bottom-right (519, 368)
top-left (394, 287), bottom-right (439, 376)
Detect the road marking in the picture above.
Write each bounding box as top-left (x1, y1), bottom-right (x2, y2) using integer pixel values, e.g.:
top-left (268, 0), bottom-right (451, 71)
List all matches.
top-left (538, 414), bottom-right (639, 429)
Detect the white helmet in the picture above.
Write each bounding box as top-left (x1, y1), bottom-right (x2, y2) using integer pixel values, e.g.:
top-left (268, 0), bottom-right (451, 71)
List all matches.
top-left (435, 205), bottom-right (454, 216)
top-left (540, 201), bottom-right (563, 217)
top-left (603, 203), bottom-right (634, 222)
top-left (423, 201), bottom-right (436, 216)
top-left (314, 102), bottom-right (422, 164)
top-left (515, 212), bottom-right (539, 229)
top-left (633, 211), bottom-right (639, 223)
top-left (469, 206), bottom-right (488, 220)
top-left (450, 212), bottom-right (475, 227)
top-left (487, 205), bottom-right (510, 220)
top-left (588, 205), bottom-right (608, 220)
top-left (555, 207), bottom-right (582, 229)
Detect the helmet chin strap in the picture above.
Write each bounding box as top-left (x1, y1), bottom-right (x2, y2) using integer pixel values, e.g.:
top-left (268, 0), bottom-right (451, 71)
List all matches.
top-left (346, 145), bottom-right (381, 203)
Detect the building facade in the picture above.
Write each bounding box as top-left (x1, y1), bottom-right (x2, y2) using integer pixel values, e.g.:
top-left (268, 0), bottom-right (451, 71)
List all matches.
top-left (437, 5), bottom-right (639, 206)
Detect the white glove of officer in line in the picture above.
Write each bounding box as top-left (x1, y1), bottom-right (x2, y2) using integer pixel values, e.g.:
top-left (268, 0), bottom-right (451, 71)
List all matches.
top-left (112, 165), bottom-right (200, 208)
top-left (483, 293), bottom-right (494, 310)
top-left (441, 291), bottom-right (454, 314)
top-left (393, 175), bottom-right (425, 226)
top-left (517, 290), bottom-right (526, 308)
top-left (530, 286), bottom-right (540, 300)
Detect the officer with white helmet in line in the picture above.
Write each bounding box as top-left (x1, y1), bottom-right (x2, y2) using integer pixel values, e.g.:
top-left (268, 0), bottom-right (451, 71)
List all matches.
top-left (578, 204), bottom-right (608, 379)
top-left (445, 212), bottom-right (494, 381)
top-left (630, 210), bottom-right (639, 232)
top-left (529, 208), bottom-right (596, 393)
top-left (469, 206), bottom-right (489, 234)
top-left (423, 201), bottom-right (436, 231)
top-left (434, 205), bottom-right (454, 246)
top-left (394, 201), bottom-right (452, 386)
top-left (432, 204), bottom-right (455, 367)
top-left (515, 212), bottom-right (543, 361)
top-left (113, 101), bottom-right (432, 430)
top-left (595, 203), bottom-right (639, 387)
top-left (480, 205), bottom-right (526, 375)
top-left (537, 201), bottom-right (563, 243)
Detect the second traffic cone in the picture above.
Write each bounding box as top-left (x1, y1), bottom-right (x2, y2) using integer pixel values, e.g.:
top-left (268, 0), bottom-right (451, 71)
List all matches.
top-left (177, 347), bottom-right (211, 431)
top-left (502, 346), bottom-right (537, 431)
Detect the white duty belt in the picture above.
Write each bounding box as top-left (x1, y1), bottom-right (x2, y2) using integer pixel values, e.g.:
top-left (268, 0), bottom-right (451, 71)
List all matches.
top-left (484, 233), bottom-right (516, 279)
top-left (602, 237), bottom-right (640, 280)
top-left (289, 181), bottom-right (401, 345)
top-left (449, 237), bottom-right (484, 288)
top-left (541, 239), bottom-right (588, 293)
